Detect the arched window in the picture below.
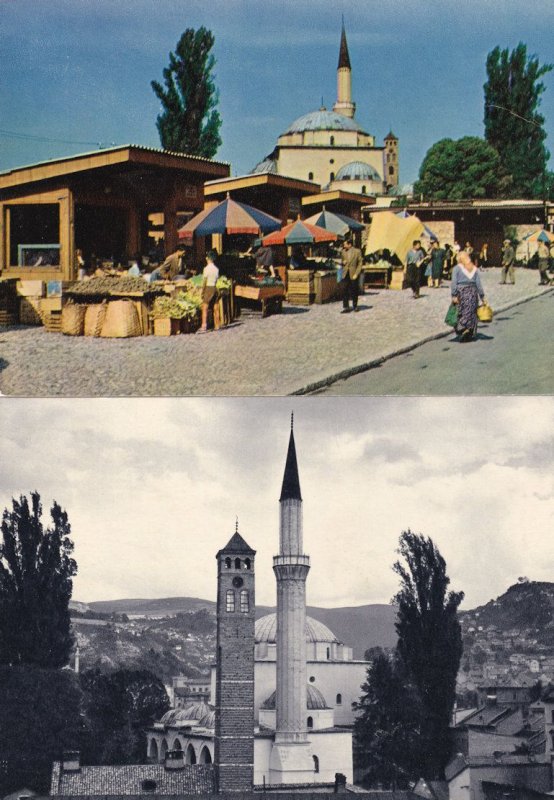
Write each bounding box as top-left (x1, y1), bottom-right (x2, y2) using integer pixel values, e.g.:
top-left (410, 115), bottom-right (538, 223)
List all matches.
top-left (200, 746), bottom-right (212, 764)
top-left (336, 693), bottom-right (342, 705)
top-left (389, 166), bottom-right (395, 176)
top-left (330, 136), bottom-right (335, 145)
top-left (362, 186), bottom-right (367, 194)
top-left (313, 755), bottom-right (320, 773)
top-left (224, 557), bottom-right (232, 569)
top-left (226, 590), bottom-right (235, 612)
top-left (186, 743), bottom-right (197, 765)
top-left (307, 716), bottom-right (313, 729)
top-left (330, 172), bottom-right (335, 182)
top-left (160, 739), bottom-right (168, 759)
top-left (244, 558), bottom-right (251, 570)
top-left (326, 647), bottom-right (330, 660)
top-left (172, 738), bottom-right (182, 751)
top-left (240, 590), bottom-right (249, 613)
top-left (308, 172), bottom-right (314, 181)
top-left (148, 739), bottom-right (159, 762)
top-left (234, 557), bottom-right (241, 569)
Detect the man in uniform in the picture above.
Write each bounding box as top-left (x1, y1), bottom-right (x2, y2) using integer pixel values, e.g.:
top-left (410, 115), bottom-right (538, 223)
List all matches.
top-left (341, 239), bottom-right (364, 313)
top-left (500, 239), bottom-right (515, 285)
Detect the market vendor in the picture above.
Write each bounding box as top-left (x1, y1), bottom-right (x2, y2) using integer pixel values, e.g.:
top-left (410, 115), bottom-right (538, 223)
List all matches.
top-left (290, 245), bottom-right (308, 269)
top-left (254, 243), bottom-right (276, 277)
top-left (149, 244), bottom-right (186, 281)
top-left (198, 250), bottom-right (219, 333)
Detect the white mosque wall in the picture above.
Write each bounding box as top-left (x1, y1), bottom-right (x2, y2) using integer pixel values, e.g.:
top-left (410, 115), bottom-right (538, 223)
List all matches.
top-left (254, 730), bottom-right (353, 786)
top-left (275, 147), bottom-right (385, 190)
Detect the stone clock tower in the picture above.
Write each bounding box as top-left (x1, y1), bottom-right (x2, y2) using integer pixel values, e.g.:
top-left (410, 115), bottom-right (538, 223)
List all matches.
top-left (215, 526), bottom-right (256, 793)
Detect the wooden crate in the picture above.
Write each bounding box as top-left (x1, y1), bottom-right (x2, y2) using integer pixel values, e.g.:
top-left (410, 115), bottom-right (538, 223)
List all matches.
top-left (17, 280), bottom-right (44, 297)
top-left (0, 311), bottom-right (17, 326)
top-left (314, 272), bottom-right (338, 304)
top-left (40, 296), bottom-right (63, 313)
top-left (153, 317), bottom-right (180, 336)
top-left (42, 309), bottom-right (62, 332)
top-left (287, 293), bottom-right (314, 306)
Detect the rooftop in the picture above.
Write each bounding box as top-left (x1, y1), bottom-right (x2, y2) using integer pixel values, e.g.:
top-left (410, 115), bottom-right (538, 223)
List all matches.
top-left (50, 762), bottom-right (215, 796)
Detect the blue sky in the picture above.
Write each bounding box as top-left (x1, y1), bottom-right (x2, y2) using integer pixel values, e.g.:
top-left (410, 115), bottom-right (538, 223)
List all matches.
top-left (1, 0), bottom-right (553, 184)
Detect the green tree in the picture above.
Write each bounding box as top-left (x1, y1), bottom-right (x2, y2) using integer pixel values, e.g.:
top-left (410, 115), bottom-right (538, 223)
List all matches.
top-left (393, 530), bottom-right (464, 779)
top-left (151, 27), bottom-right (222, 158)
top-left (80, 668), bottom-right (170, 764)
top-left (414, 137), bottom-right (506, 200)
top-left (484, 43), bottom-right (552, 198)
top-left (0, 492), bottom-right (77, 668)
top-left (353, 653), bottom-right (425, 788)
top-left (0, 665), bottom-right (84, 794)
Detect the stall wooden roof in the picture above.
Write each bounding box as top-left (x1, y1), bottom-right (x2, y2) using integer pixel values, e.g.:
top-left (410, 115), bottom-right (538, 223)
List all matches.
top-left (204, 172), bottom-right (319, 198)
top-left (0, 144), bottom-right (230, 192)
top-left (302, 189), bottom-right (373, 208)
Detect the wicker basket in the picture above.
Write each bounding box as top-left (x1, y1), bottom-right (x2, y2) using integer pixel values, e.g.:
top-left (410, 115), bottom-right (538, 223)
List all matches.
top-left (62, 303), bottom-right (86, 335)
top-left (100, 300), bottom-right (142, 338)
top-left (84, 303), bottom-right (108, 337)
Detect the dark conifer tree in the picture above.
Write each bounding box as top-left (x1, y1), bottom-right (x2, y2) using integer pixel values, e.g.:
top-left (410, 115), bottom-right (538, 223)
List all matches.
top-left (393, 530), bottom-right (464, 779)
top-left (151, 27), bottom-right (222, 158)
top-left (484, 43), bottom-right (552, 198)
top-left (0, 492), bottom-right (77, 668)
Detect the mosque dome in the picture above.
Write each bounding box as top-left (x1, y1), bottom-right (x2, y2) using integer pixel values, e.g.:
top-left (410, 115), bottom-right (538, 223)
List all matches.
top-left (335, 161), bottom-right (381, 182)
top-left (160, 702), bottom-right (212, 726)
top-left (261, 684), bottom-right (330, 710)
top-left (282, 109), bottom-right (365, 135)
top-left (255, 614), bottom-right (339, 645)
top-left (197, 709), bottom-right (216, 729)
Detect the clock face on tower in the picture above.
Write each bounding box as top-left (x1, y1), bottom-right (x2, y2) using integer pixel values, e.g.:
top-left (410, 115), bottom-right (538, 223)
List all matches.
top-left (232, 576), bottom-right (244, 588)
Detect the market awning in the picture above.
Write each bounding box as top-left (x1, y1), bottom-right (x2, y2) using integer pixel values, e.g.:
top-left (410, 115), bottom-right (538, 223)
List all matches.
top-left (522, 228), bottom-right (554, 243)
top-left (395, 210), bottom-right (438, 241)
top-left (178, 196), bottom-right (281, 239)
top-left (262, 219), bottom-right (337, 246)
top-left (365, 211), bottom-right (424, 263)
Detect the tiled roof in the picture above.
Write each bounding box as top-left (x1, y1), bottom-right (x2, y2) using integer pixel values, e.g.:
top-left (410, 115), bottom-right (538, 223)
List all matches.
top-left (217, 531), bottom-right (256, 556)
top-left (50, 762), bottom-right (215, 796)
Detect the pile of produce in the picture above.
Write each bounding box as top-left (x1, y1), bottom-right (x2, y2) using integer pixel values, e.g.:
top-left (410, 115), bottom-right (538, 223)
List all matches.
top-left (150, 291), bottom-right (201, 321)
top-left (66, 275), bottom-right (164, 297)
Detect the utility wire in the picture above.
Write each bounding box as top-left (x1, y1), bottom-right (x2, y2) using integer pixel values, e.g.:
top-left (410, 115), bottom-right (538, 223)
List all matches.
top-left (485, 104), bottom-right (542, 127)
top-left (0, 127), bottom-right (114, 147)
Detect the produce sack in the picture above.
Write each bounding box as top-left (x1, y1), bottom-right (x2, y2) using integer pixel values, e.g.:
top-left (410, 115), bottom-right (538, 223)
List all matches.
top-left (61, 303), bottom-right (86, 335)
top-left (477, 302), bottom-right (493, 323)
top-left (100, 299), bottom-right (141, 338)
top-left (84, 302), bottom-right (108, 337)
top-left (444, 303), bottom-right (458, 327)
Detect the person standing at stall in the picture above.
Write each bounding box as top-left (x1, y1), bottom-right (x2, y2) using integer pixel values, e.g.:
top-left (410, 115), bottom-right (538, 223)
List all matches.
top-left (198, 250), bottom-right (219, 333)
top-left (406, 240), bottom-right (425, 298)
top-left (429, 240), bottom-right (446, 288)
top-left (500, 239), bottom-right (516, 284)
top-left (340, 238), bottom-right (364, 313)
top-left (537, 239), bottom-right (551, 285)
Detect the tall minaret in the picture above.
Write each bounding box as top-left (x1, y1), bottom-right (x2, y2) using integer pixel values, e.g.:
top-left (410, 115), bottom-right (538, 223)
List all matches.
top-left (269, 416), bottom-right (314, 784)
top-left (333, 20), bottom-right (356, 119)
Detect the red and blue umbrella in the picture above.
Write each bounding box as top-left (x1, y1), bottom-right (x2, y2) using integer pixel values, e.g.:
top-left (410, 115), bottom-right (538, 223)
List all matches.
top-left (303, 209), bottom-right (364, 237)
top-left (262, 219), bottom-right (337, 246)
top-left (523, 228), bottom-right (554, 244)
top-left (178, 196), bottom-right (282, 240)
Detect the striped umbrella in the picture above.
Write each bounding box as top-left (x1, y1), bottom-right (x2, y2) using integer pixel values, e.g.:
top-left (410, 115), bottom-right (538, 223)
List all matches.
top-left (303, 209), bottom-right (364, 237)
top-left (178, 196), bottom-right (281, 240)
top-left (262, 219), bottom-right (337, 246)
top-left (522, 228), bottom-right (554, 244)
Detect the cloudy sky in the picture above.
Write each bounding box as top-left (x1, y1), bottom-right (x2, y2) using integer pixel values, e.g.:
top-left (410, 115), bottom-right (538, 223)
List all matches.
top-left (0, 0), bottom-right (553, 183)
top-left (0, 397), bottom-right (552, 611)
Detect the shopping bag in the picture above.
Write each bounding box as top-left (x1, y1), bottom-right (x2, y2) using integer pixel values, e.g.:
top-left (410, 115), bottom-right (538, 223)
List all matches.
top-left (477, 303), bottom-right (493, 322)
top-left (444, 303), bottom-right (458, 327)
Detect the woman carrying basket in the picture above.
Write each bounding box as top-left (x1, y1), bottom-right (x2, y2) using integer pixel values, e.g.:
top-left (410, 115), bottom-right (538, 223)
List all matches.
top-left (450, 250), bottom-right (487, 341)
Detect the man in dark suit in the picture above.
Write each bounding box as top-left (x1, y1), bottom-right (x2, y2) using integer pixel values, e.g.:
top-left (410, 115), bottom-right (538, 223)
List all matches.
top-left (341, 239), bottom-right (364, 313)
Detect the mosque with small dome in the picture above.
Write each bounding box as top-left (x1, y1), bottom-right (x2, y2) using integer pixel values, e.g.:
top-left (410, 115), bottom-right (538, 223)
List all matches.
top-left (252, 24), bottom-right (399, 197)
top-left (147, 423), bottom-right (369, 787)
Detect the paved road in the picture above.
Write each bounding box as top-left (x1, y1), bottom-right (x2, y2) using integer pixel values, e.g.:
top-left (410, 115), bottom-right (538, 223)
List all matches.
top-left (318, 292), bottom-right (554, 395)
top-left (0, 268), bottom-right (550, 396)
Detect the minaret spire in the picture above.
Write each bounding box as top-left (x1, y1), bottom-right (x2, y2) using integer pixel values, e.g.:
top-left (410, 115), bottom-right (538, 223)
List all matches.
top-left (280, 422), bottom-right (302, 502)
top-left (333, 20), bottom-right (355, 119)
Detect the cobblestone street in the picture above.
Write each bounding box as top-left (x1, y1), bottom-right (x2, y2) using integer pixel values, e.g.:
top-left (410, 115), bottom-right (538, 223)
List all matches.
top-left (0, 268), bottom-right (550, 396)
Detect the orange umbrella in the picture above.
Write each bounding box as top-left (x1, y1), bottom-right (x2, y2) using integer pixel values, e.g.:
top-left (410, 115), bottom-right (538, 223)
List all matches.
top-left (262, 219), bottom-right (337, 246)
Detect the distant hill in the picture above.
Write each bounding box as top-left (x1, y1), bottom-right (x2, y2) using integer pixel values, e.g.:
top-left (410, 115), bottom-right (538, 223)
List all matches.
top-left (459, 580), bottom-right (554, 645)
top-left (86, 597), bottom-right (397, 660)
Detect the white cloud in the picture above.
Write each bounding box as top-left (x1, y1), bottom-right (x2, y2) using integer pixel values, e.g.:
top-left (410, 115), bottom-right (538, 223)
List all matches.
top-left (0, 397), bottom-right (552, 611)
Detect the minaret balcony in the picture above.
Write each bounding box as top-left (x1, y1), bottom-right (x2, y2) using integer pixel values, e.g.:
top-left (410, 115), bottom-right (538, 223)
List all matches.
top-left (273, 554), bottom-right (310, 567)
